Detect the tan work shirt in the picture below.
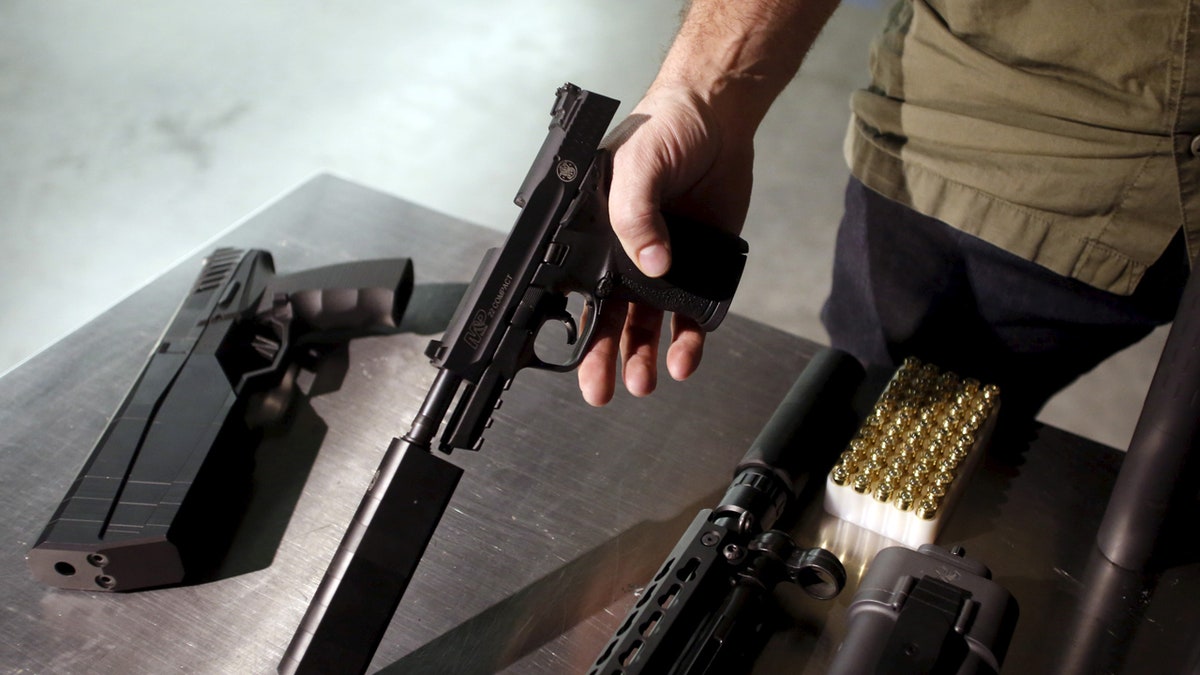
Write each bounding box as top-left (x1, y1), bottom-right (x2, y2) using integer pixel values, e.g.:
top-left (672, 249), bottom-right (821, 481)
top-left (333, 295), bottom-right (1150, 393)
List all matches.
top-left (845, 0), bottom-right (1199, 294)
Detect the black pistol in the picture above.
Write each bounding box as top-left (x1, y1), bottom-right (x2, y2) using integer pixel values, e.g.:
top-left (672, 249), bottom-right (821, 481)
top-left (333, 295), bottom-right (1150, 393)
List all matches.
top-left (28, 247), bottom-right (414, 591)
top-left (279, 83), bottom-right (749, 674)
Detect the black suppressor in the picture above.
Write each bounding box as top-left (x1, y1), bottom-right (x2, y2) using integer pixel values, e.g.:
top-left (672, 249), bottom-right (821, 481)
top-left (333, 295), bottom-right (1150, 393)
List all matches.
top-left (1096, 250), bottom-right (1200, 571)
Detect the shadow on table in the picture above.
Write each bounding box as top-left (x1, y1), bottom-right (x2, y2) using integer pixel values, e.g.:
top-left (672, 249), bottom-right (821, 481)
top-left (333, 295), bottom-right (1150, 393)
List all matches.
top-left (199, 282), bottom-right (468, 585)
top-left (379, 489), bottom-right (724, 675)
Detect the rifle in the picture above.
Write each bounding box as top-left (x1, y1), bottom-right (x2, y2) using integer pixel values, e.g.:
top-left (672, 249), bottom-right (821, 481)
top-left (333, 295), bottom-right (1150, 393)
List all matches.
top-left (589, 348), bottom-right (864, 674)
top-left (278, 83), bottom-right (749, 674)
top-left (27, 247), bottom-right (414, 591)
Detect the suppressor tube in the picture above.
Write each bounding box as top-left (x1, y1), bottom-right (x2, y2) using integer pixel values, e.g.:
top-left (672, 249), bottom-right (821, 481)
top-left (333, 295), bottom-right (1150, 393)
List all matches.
top-left (1097, 255), bottom-right (1200, 570)
top-left (718, 347), bottom-right (865, 533)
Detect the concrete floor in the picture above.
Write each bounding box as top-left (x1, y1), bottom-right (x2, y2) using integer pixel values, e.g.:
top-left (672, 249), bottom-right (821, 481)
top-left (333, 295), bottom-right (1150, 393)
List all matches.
top-left (0, 1), bottom-right (1169, 450)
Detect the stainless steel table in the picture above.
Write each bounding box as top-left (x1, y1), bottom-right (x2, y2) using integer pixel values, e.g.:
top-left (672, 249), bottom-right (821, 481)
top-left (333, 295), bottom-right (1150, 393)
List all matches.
top-left (2, 175), bottom-right (1196, 674)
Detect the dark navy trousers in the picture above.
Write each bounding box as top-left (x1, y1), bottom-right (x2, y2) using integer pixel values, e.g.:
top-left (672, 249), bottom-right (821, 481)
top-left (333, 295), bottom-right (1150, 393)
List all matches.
top-left (821, 178), bottom-right (1190, 422)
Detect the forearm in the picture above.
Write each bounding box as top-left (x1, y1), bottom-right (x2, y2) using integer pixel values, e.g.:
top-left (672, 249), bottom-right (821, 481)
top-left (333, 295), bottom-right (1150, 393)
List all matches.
top-left (653, 0), bottom-right (842, 136)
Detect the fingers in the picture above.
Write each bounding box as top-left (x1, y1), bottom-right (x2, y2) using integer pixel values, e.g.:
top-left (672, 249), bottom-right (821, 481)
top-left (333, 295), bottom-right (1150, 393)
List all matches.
top-left (620, 304), bottom-right (664, 397)
top-left (578, 303), bottom-right (664, 405)
top-left (666, 315), bottom-right (705, 382)
top-left (577, 337), bottom-right (617, 407)
top-left (579, 303), bottom-right (709, 406)
top-left (578, 299), bottom-right (628, 407)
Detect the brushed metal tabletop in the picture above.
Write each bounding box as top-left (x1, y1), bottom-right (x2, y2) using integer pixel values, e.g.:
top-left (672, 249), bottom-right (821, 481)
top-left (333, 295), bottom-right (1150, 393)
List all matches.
top-left (2, 175), bottom-right (1196, 674)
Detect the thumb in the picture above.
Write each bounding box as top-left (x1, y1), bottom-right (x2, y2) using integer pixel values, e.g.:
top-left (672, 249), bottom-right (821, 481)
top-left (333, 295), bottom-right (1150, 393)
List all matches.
top-left (606, 129), bottom-right (673, 278)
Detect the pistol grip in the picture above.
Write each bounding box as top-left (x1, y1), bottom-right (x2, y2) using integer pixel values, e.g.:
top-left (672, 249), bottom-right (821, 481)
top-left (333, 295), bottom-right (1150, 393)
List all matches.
top-left (272, 258), bottom-right (415, 338)
top-left (611, 214), bottom-right (748, 331)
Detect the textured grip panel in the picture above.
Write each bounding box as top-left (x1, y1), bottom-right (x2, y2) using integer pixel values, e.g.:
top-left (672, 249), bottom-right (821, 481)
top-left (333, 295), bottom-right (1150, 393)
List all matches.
top-left (612, 214), bottom-right (748, 331)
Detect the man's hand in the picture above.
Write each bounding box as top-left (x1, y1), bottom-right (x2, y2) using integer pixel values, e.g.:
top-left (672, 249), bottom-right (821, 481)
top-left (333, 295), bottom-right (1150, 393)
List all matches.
top-left (577, 0), bottom-right (841, 406)
top-left (578, 86), bottom-right (754, 406)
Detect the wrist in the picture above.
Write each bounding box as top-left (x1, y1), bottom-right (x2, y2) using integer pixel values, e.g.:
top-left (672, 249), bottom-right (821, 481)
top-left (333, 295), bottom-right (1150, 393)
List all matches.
top-left (646, 68), bottom-right (776, 145)
top-left (650, 0), bottom-right (838, 138)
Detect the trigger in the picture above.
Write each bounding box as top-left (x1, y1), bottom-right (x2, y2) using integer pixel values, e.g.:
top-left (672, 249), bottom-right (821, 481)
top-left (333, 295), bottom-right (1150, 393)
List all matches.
top-left (551, 310), bottom-right (578, 345)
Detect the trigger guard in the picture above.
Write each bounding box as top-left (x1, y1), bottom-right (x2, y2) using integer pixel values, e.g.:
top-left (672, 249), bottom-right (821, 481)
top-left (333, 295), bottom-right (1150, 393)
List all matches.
top-left (531, 295), bottom-right (601, 373)
top-left (576, 295), bottom-right (601, 355)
